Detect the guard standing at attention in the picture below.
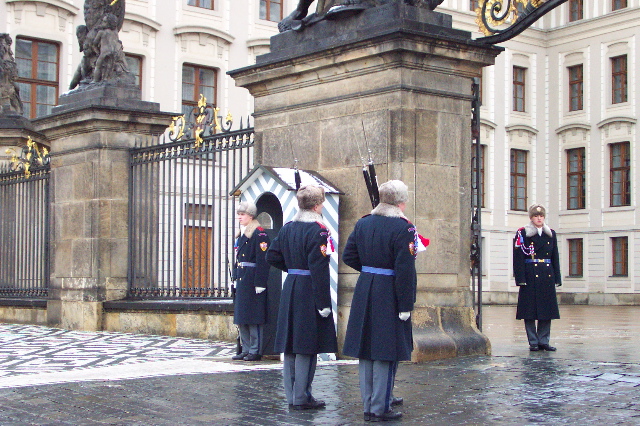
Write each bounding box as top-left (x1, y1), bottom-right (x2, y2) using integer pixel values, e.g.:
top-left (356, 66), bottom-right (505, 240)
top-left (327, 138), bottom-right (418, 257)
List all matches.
top-left (232, 201), bottom-right (270, 361)
top-left (343, 180), bottom-right (419, 422)
top-left (266, 185), bottom-right (338, 410)
top-left (513, 203), bottom-right (562, 352)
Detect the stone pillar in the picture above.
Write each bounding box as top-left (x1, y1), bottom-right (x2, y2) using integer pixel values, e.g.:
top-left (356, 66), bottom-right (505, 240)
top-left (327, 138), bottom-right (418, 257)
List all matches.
top-left (230, 4), bottom-right (502, 360)
top-left (32, 86), bottom-right (173, 331)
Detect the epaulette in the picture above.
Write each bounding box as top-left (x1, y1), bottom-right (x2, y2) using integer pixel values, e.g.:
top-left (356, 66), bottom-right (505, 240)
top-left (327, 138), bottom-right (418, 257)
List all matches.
top-left (315, 221), bottom-right (327, 229)
top-left (361, 214), bottom-right (371, 219)
top-left (257, 226), bottom-right (264, 231)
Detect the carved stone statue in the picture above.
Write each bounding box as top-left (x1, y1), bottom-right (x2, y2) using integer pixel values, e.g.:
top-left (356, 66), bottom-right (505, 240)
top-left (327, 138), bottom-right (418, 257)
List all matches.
top-left (279, 0), bottom-right (446, 32)
top-left (0, 34), bottom-right (24, 116)
top-left (69, 0), bottom-right (135, 90)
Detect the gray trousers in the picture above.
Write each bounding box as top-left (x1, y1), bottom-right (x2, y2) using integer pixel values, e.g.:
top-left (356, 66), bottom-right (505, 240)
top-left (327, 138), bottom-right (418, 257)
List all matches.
top-left (359, 359), bottom-right (396, 416)
top-left (283, 353), bottom-right (317, 405)
top-left (524, 319), bottom-right (551, 346)
top-left (238, 324), bottom-right (262, 354)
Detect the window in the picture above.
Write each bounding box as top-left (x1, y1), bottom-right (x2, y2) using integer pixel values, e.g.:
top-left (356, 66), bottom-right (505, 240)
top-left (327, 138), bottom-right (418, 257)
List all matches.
top-left (610, 142), bottom-right (631, 207)
top-left (568, 65), bottom-right (583, 111)
top-left (125, 54), bottom-right (142, 89)
top-left (15, 37), bottom-right (59, 118)
top-left (612, 55), bottom-right (627, 104)
top-left (470, 0), bottom-right (479, 10)
top-left (612, 236), bottom-right (628, 276)
top-left (510, 149), bottom-right (527, 211)
top-left (260, 0), bottom-right (283, 22)
top-left (472, 144), bottom-right (485, 208)
top-left (187, 0), bottom-right (214, 9)
top-left (513, 66), bottom-right (526, 112)
top-left (182, 64), bottom-right (217, 117)
top-left (612, 0), bottom-right (627, 11)
top-left (569, 0), bottom-right (583, 21)
top-left (567, 148), bottom-right (586, 210)
top-left (568, 239), bottom-right (583, 277)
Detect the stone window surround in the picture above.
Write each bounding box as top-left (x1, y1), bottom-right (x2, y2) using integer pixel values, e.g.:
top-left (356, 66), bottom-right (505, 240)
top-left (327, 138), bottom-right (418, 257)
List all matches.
top-left (561, 50), bottom-right (587, 117)
top-left (605, 40), bottom-right (631, 108)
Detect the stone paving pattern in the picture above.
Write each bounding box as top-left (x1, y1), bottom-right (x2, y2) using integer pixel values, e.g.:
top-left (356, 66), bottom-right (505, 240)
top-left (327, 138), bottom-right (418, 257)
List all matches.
top-left (0, 306), bottom-right (639, 425)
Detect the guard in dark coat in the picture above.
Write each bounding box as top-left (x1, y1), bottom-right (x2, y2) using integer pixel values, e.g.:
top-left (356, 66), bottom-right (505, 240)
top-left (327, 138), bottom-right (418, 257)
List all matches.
top-left (513, 203), bottom-right (561, 352)
top-left (266, 185), bottom-right (337, 410)
top-left (343, 180), bottom-right (420, 422)
top-left (232, 201), bottom-right (270, 361)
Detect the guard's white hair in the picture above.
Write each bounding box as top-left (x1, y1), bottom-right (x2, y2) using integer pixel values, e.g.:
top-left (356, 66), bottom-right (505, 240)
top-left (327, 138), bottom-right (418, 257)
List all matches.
top-left (378, 180), bottom-right (408, 206)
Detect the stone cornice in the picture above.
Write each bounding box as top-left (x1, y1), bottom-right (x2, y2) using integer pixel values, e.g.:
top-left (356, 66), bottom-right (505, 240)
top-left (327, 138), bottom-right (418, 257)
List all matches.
top-left (480, 119), bottom-right (497, 129)
top-left (505, 124), bottom-right (538, 135)
top-left (597, 116), bottom-right (637, 129)
top-left (125, 12), bottom-right (161, 32)
top-left (173, 25), bottom-right (234, 44)
top-left (555, 123), bottom-right (591, 134)
top-left (6, 0), bottom-right (79, 15)
top-left (246, 38), bottom-right (271, 48)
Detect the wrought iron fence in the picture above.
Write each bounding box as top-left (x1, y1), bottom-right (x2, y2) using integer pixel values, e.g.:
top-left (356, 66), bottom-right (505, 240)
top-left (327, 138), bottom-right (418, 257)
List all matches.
top-left (128, 104), bottom-right (254, 299)
top-left (0, 162), bottom-right (50, 298)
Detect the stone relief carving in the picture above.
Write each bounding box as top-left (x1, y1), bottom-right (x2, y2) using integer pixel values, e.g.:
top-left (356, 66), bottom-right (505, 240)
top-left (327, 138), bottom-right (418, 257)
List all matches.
top-left (278, 0), bottom-right (445, 32)
top-left (0, 34), bottom-right (24, 116)
top-left (69, 0), bottom-right (135, 91)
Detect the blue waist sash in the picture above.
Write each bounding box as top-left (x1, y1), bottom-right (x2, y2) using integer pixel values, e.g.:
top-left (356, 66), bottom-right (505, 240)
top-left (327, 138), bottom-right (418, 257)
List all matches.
top-left (524, 259), bottom-right (551, 264)
top-left (238, 262), bottom-right (256, 267)
top-left (288, 269), bottom-right (311, 276)
top-left (362, 266), bottom-right (395, 276)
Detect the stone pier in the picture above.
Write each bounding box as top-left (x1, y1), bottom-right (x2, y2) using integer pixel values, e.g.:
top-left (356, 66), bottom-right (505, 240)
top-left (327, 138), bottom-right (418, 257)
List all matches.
top-left (32, 86), bottom-right (172, 331)
top-left (230, 3), bottom-right (501, 360)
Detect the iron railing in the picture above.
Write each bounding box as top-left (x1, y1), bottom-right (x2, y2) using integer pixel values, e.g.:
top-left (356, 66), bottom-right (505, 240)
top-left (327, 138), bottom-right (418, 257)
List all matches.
top-left (0, 164), bottom-right (50, 298)
top-left (128, 120), bottom-right (254, 299)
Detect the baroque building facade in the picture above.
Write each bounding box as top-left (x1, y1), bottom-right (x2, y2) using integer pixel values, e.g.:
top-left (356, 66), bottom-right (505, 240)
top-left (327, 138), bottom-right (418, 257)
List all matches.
top-left (1, 0), bottom-right (638, 304)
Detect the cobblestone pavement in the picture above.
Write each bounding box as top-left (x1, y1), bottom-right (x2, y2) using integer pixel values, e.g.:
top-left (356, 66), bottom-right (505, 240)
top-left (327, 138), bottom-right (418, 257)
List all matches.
top-left (0, 305), bottom-right (639, 425)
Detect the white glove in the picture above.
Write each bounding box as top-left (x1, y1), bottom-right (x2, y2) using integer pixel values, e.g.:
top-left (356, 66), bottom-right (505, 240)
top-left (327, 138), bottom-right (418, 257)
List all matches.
top-left (318, 307), bottom-right (331, 317)
top-left (255, 287), bottom-right (266, 294)
top-left (399, 312), bottom-right (410, 321)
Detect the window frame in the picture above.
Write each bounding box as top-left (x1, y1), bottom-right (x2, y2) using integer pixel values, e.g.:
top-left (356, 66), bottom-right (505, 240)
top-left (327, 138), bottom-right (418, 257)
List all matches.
top-left (181, 64), bottom-right (218, 117)
top-left (14, 36), bottom-right (60, 119)
top-left (569, 0), bottom-right (583, 22)
top-left (610, 142), bottom-right (631, 207)
top-left (510, 149), bottom-right (528, 211)
top-left (259, 0), bottom-right (283, 22)
top-left (472, 144), bottom-right (486, 208)
top-left (612, 0), bottom-right (627, 11)
top-left (186, 0), bottom-right (214, 10)
top-left (469, 0), bottom-right (479, 11)
top-left (513, 66), bottom-right (526, 112)
top-left (568, 64), bottom-right (583, 112)
top-left (611, 236), bottom-right (628, 277)
top-left (567, 147), bottom-right (586, 210)
top-left (568, 238), bottom-right (583, 277)
top-left (611, 55), bottom-right (628, 104)
top-left (124, 53), bottom-right (143, 90)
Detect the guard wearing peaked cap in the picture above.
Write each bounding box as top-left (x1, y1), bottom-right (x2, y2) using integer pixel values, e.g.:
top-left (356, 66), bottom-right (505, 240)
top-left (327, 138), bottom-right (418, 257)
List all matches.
top-left (343, 180), bottom-right (423, 422)
top-left (266, 185), bottom-right (337, 410)
top-left (513, 203), bottom-right (561, 352)
top-left (232, 201), bottom-right (270, 361)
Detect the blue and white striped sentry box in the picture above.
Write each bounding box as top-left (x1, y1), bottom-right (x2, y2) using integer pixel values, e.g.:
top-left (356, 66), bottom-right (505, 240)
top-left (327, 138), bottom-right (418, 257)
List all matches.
top-left (231, 165), bottom-right (343, 333)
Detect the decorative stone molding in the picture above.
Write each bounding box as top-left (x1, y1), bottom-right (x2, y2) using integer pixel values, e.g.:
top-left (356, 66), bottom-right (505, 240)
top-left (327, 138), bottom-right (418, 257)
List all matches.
top-left (6, 0), bottom-right (79, 16)
top-left (122, 13), bottom-right (161, 48)
top-left (479, 119), bottom-right (496, 143)
top-left (8, 0), bottom-right (78, 29)
top-left (174, 25), bottom-right (234, 45)
top-left (555, 123), bottom-right (590, 145)
top-left (597, 116), bottom-right (636, 139)
top-left (506, 124), bottom-right (537, 146)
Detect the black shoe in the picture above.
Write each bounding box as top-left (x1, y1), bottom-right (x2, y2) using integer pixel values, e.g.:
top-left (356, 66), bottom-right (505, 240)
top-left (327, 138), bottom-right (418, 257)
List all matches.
top-left (539, 344), bottom-right (557, 351)
top-left (292, 398), bottom-right (326, 410)
top-left (529, 345), bottom-right (539, 351)
top-left (391, 396), bottom-right (403, 406)
top-left (364, 412), bottom-right (372, 421)
top-left (232, 352), bottom-right (248, 360)
top-left (243, 353), bottom-right (262, 361)
top-left (368, 410), bottom-right (402, 422)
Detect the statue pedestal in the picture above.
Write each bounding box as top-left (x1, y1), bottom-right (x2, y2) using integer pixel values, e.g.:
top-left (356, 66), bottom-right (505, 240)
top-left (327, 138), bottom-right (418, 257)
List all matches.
top-left (231, 3), bottom-right (501, 360)
top-left (33, 99), bottom-right (172, 331)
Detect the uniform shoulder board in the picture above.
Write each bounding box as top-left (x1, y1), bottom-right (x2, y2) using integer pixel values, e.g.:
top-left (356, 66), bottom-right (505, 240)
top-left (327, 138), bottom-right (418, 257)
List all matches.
top-left (361, 214), bottom-right (371, 218)
top-left (257, 226), bottom-right (265, 231)
top-left (517, 227), bottom-right (525, 232)
top-left (401, 217), bottom-right (413, 225)
top-left (315, 221), bottom-right (327, 229)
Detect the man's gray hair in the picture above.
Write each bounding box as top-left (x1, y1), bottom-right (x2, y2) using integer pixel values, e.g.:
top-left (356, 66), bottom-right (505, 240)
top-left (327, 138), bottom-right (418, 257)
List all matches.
top-left (297, 185), bottom-right (325, 210)
top-left (237, 201), bottom-right (257, 218)
top-left (378, 180), bottom-right (409, 206)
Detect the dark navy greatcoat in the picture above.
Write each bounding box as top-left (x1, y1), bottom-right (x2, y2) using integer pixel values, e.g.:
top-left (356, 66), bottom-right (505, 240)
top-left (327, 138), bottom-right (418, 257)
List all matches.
top-left (513, 226), bottom-right (561, 320)
top-left (233, 222), bottom-right (270, 325)
top-left (342, 213), bottom-right (417, 362)
top-left (266, 218), bottom-right (338, 355)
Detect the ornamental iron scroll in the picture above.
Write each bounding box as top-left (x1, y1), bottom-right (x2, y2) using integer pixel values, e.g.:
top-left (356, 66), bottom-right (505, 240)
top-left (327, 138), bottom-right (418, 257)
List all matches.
top-left (5, 137), bottom-right (50, 178)
top-left (475, 0), bottom-right (569, 45)
top-left (167, 95), bottom-right (236, 149)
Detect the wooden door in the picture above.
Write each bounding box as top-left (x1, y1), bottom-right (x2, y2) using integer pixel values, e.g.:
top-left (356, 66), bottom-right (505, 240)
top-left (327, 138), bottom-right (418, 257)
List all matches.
top-left (181, 226), bottom-right (212, 293)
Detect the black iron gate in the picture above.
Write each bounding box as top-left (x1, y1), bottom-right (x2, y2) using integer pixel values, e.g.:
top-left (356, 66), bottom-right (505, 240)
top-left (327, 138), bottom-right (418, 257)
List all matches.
top-left (128, 103), bottom-right (254, 299)
top-left (0, 146), bottom-right (50, 298)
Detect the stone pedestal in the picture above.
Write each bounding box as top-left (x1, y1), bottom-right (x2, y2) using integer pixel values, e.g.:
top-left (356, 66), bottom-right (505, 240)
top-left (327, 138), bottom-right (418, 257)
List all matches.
top-left (230, 3), bottom-right (501, 360)
top-left (32, 96), bottom-right (173, 331)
